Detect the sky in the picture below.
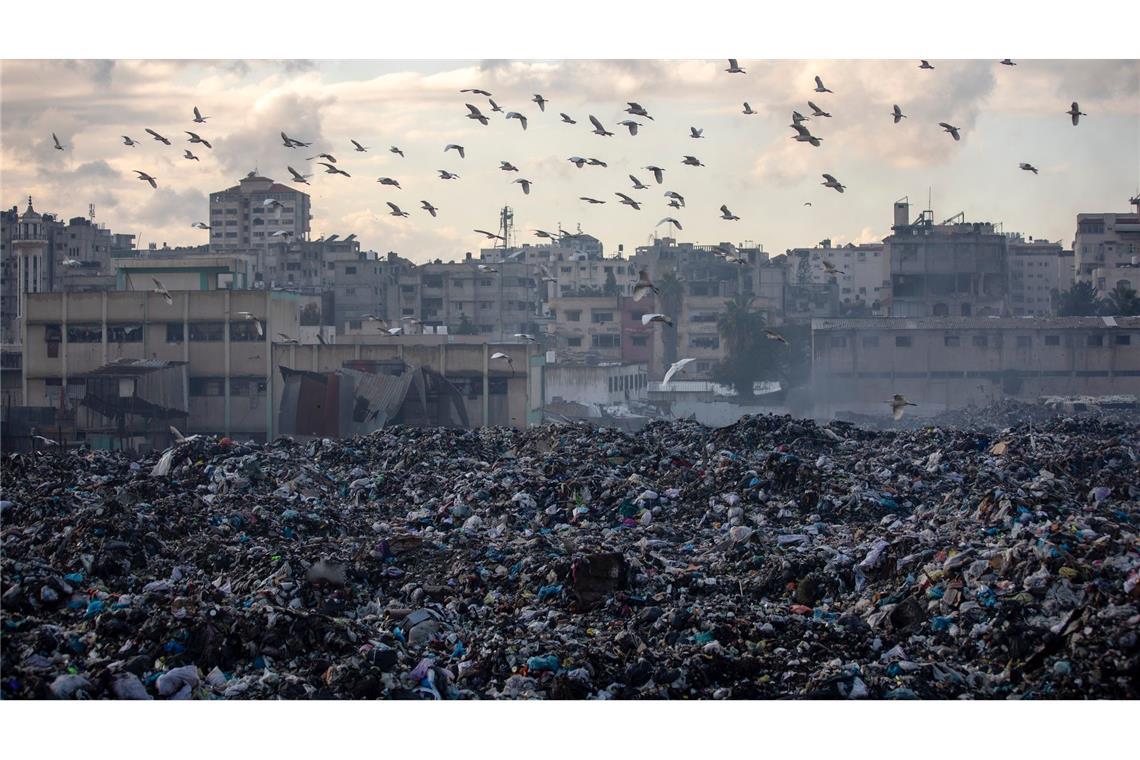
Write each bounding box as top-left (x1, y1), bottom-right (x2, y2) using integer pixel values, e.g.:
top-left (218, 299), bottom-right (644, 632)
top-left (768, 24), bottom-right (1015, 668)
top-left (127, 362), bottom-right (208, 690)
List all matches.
top-left (1, 58), bottom-right (1137, 263)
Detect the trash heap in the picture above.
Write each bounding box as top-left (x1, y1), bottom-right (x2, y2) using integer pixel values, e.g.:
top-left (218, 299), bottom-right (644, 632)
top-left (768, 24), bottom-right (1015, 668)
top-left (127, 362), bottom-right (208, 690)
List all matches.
top-left (2, 411), bottom-right (1137, 699)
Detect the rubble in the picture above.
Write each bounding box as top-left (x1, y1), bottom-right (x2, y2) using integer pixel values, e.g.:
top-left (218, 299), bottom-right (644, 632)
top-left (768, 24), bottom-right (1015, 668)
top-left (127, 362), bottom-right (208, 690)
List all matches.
top-left (2, 409), bottom-right (1137, 699)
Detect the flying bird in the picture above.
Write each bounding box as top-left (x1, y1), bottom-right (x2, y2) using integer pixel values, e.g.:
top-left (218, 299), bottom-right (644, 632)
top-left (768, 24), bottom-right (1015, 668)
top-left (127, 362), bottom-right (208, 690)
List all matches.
top-left (444, 144), bottom-right (465, 158)
top-left (664, 190), bottom-right (685, 207)
top-left (350, 139), bottom-right (368, 152)
top-left (386, 327), bottom-right (403, 336)
top-left (821, 173), bottom-right (846, 193)
top-left (534, 230), bottom-right (560, 242)
top-left (804, 202), bottom-right (812, 207)
top-left (235, 311), bottom-right (264, 337)
top-left (192, 222), bottom-right (211, 230)
top-left (1019, 163), bottom-right (1039, 174)
top-left (134, 170), bottom-right (158, 189)
top-left (287, 166), bottom-right (311, 184)
top-left (490, 352), bottom-right (514, 369)
top-left (792, 110), bottom-right (809, 125)
top-left (121, 135), bottom-right (139, 146)
top-left (689, 127), bottom-right (704, 139)
top-left (559, 113), bottom-right (577, 124)
top-left (765, 330), bottom-right (789, 345)
top-left (633, 269), bottom-right (659, 301)
top-left (52, 133), bottom-right (65, 150)
top-left (892, 104), bottom-right (907, 123)
top-left (725, 59), bottom-right (745, 74)
top-left (376, 177), bottom-right (402, 190)
top-left (589, 115), bottom-right (614, 136)
top-left (192, 106), bottom-right (209, 123)
top-left (387, 202), bottom-right (410, 218)
top-left (814, 76), bottom-right (833, 93)
top-left (790, 123), bottom-right (823, 146)
top-left (185, 131), bottom-right (212, 148)
top-left (146, 128), bottom-right (171, 145)
top-left (568, 156), bottom-right (588, 168)
top-left (513, 333), bottom-right (538, 343)
top-left (626, 102), bottom-right (654, 120)
top-left (742, 102), bottom-right (757, 115)
top-left (615, 192), bottom-right (641, 210)
top-left (270, 230), bottom-right (293, 238)
top-left (629, 175), bottom-right (649, 190)
top-left (821, 260), bottom-right (839, 275)
top-left (532, 94), bottom-right (548, 111)
top-left (579, 197), bottom-right (606, 205)
top-left (939, 122), bottom-right (962, 141)
top-left (319, 162), bottom-right (350, 177)
top-left (152, 277), bottom-right (173, 305)
top-left (460, 88), bottom-right (492, 97)
top-left (474, 230), bottom-right (504, 241)
top-left (617, 120), bottom-right (642, 136)
top-left (642, 313), bottom-right (674, 327)
top-left (500, 161), bottom-right (519, 172)
top-left (1000, 59), bottom-right (1016, 66)
top-left (1068, 102), bottom-right (1085, 126)
top-left (889, 394), bottom-right (917, 421)
top-left (586, 158), bottom-right (607, 167)
top-left (506, 111), bottom-right (528, 130)
top-left (667, 199), bottom-right (682, 210)
top-left (277, 332), bottom-right (300, 344)
top-left (280, 132), bottom-right (310, 148)
top-left (645, 166), bottom-right (665, 184)
top-left (808, 101), bottom-right (831, 118)
top-left (307, 152), bottom-right (336, 163)
top-left (488, 98), bottom-right (503, 113)
top-left (681, 155), bottom-right (705, 167)
top-left (719, 204), bottom-right (740, 221)
top-left (657, 217), bottom-right (683, 231)
top-left (420, 201), bottom-right (438, 217)
top-left (919, 60), bottom-right (935, 69)
top-left (465, 103), bottom-right (490, 125)
top-left (514, 178), bottom-right (533, 195)
top-left (61, 258), bottom-right (81, 267)
top-left (477, 263), bottom-right (500, 272)
top-left (183, 150), bottom-right (199, 161)
top-left (390, 146), bottom-right (405, 157)
top-left (662, 358), bottom-right (696, 389)
top-left (438, 170), bottom-right (460, 180)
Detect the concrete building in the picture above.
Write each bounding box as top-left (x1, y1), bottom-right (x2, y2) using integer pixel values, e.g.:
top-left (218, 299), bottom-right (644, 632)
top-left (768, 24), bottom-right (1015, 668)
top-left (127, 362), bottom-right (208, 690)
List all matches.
top-left (546, 295), bottom-right (625, 362)
top-left (1073, 202), bottom-right (1140, 293)
top-left (886, 201), bottom-right (1009, 318)
top-left (1007, 236), bottom-right (1073, 316)
top-left (787, 239), bottom-right (889, 315)
top-left (208, 172), bottom-right (311, 255)
top-left (543, 362), bottom-right (648, 407)
top-left (115, 255), bottom-right (255, 291)
top-left (811, 316), bottom-right (1140, 418)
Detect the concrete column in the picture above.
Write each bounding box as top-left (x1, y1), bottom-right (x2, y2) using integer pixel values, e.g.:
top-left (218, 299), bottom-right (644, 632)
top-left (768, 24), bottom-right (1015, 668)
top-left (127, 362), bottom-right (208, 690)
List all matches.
top-left (223, 289), bottom-right (231, 436)
top-left (482, 342), bottom-right (490, 427)
top-left (183, 294), bottom-right (190, 419)
top-left (264, 289), bottom-right (272, 441)
top-left (61, 292), bottom-right (69, 404)
top-left (100, 291), bottom-right (108, 368)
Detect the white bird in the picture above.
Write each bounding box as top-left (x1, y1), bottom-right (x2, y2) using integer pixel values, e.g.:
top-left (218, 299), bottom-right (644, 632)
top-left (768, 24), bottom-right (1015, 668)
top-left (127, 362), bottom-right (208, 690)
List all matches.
top-left (235, 311), bottom-right (264, 336)
top-left (790, 124), bottom-right (823, 147)
top-left (351, 139), bottom-right (368, 152)
top-left (814, 76), bottom-right (833, 93)
top-left (792, 110), bottom-right (809, 125)
top-left (52, 133), bottom-right (65, 150)
top-left (633, 269), bottom-right (659, 301)
top-left (386, 327), bottom-right (403, 336)
top-left (589, 115), bottom-right (614, 136)
top-left (185, 131), bottom-right (212, 148)
top-left (662, 357), bottom-right (696, 388)
top-left (438, 170), bottom-right (460, 180)
top-left (939, 122), bottom-right (962, 141)
top-left (618, 119), bottom-right (643, 136)
top-left (821, 173), bottom-right (846, 193)
top-left (657, 217), bottom-right (683, 231)
top-left (514, 178), bottom-right (533, 195)
top-left (276, 332), bottom-right (299, 344)
top-left (579, 197), bottom-right (606, 205)
top-left (308, 152), bottom-right (335, 163)
top-left (559, 113), bottom-right (577, 124)
top-left (890, 394), bottom-right (917, 421)
top-left (192, 106), bottom-right (209, 123)
top-left (808, 101), bottom-right (831, 118)
top-left (280, 131), bottom-right (310, 148)
top-left (568, 156), bottom-right (588, 168)
top-left (474, 231), bottom-right (504, 242)
top-left (725, 59), bottom-right (746, 74)
top-left (387, 202), bottom-right (410, 218)
top-left (628, 175), bottom-right (649, 190)
top-left (460, 88), bottom-right (492, 96)
top-left (919, 60), bottom-right (935, 70)
top-left (626, 102), bottom-right (654, 120)
top-left (586, 158), bottom-right (607, 167)
top-left (1019, 163), bottom-right (1038, 175)
top-left (765, 329), bottom-right (789, 345)
top-left (318, 162), bottom-right (350, 177)
top-left (134, 170), bottom-right (158, 189)
top-left (681, 155), bottom-right (705, 167)
top-left (477, 263), bottom-right (500, 272)
top-left (465, 103), bottom-right (490, 125)
top-left (377, 177), bottom-right (402, 189)
top-left (61, 258), bottom-right (81, 267)
top-left (1000, 59), bottom-right (1016, 66)
top-left (500, 161), bottom-right (519, 172)
top-left (892, 104), bottom-right (907, 124)
top-left (169, 425), bottom-right (204, 443)
top-left (152, 277), bottom-right (173, 305)
top-left (719, 204), bottom-right (740, 221)
top-left (183, 149), bottom-right (199, 161)
top-left (645, 166), bottom-right (665, 184)
top-left (742, 102), bottom-right (757, 115)
top-left (421, 201), bottom-right (438, 217)
top-left (505, 112), bottom-right (528, 130)
top-left (491, 352), bottom-right (514, 369)
top-left (642, 313), bottom-right (674, 327)
top-left (32, 434), bottom-right (60, 446)
top-left (689, 127), bottom-right (704, 139)
top-left (514, 333), bottom-right (538, 343)
top-left (1068, 102), bottom-right (1085, 126)
top-left (821, 260), bottom-right (839, 276)
top-left (663, 190), bottom-right (685, 208)
top-left (146, 128), bottom-right (171, 145)
top-left (488, 98), bottom-right (503, 113)
top-left (615, 192), bottom-right (642, 210)
top-left (270, 230), bottom-right (293, 238)
top-left (444, 144), bottom-right (465, 158)
top-left (121, 135), bottom-right (138, 146)
top-left (192, 222), bottom-right (211, 230)
top-left (390, 146), bottom-right (405, 157)
top-left (532, 94), bottom-right (548, 112)
top-left (263, 199), bottom-right (285, 211)
top-left (287, 166), bottom-right (311, 184)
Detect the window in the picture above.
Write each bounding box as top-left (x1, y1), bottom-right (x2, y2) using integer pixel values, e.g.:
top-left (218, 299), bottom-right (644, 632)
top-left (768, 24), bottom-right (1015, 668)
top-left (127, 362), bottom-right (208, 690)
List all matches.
top-left (67, 324), bottom-right (102, 343)
top-left (1016, 336), bottom-right (1032, 348)
top-left (591, 311), bottom-right (614, 323)
top-left (566, 310), bottom-right (582, 322)
top-left (592, 334), bottom-right (620, 348)
top-left (344, 266), bottom-right (356, 275)
top-left (690, 336), bottom-right (720, 349)
top-left (345, 288), bottom-right (356, 296)
top-left (960, 303), bottom-right (972, 316)
top-left (189, 378), bottom-right (225, 397)
top-left (861, 336), bottom-right (879, 348)
top-left (972, 335), bottom-right (988, 348)
top-left (480, 279), bottom-right (493, 287)
top-left (1115, 335), bottom-right (1131, 346)
top-left (829, 336), bottom-right (848, 348)
top-left (567, 337), bottom-right (582, 347)
top-left (479, 301), bottom-right (492, 310)
top-left (631, 335), bottom-right (648, 347)
top-left (189, 322), bottom-right (225, 341)
top-left (1087, 334), bottom-right (1104, 347)
top-left (895, 336), bottom-right (912, 348)
top-left (107, 324), bottom-right (142, 343)
top-left (165, 323), bottom-right (184, 343)
top-left (230, 321), bottom-right (261, 342)
top-left (1044, 335), bottom-right (1060, 346)
top-left (944, 335), bottom-right (960, 347)
top-left (401, 285), bottom-right (416, 294)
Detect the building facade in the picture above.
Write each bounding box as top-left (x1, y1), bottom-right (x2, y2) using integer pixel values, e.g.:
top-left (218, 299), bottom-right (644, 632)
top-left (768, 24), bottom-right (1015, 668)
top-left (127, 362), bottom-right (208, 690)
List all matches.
top-left (208, 173), bottom-right (312, 256)
top-left (1073, 203), bottom-right (1140, 293)
top-left (1006, 236), bottom-right (1073, 316)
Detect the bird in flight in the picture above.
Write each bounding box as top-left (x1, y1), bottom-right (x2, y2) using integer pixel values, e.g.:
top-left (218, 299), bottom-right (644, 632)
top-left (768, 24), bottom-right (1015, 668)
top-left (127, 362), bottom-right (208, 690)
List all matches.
top-left (808, 101), bottom-right (832, 118)
top-left (642, 313), bottom-right (674, 327)
top-left (1068, 102), bottom-right (1086, 126)
top-left (535, 230), bottom-right (560, 242)
top-left (513, 333), bottom-right (538, 343)
top-left (460, 88), bottom-right (492, 97)
top-left (438, 170), bottom-right (460, 180)
top-left (790, 123), bottom-right (823, 147)
top-left (719, 204), bottom-right (741, 221)
top-left (589, 115), bottom-right (614, 136)
top-left (491, 352), bottom-right (514, 370)
top-left (51, 133), bottom-right (65, 150)
top-left (615, 192), bottom-right (642, 210)
top-left (633, 269), bottom-right (660, 301)
top-left (629, 175), bottom-right (649, 190)
top-left (821, 173), bottom-right (846, 193)
top-left (657, 217), bottom-right (683, 231)
top-left (146, 128), bottom-right (171, 145)
top-left (725, 59), bottom-right (746, 74)
top-left (532, 94), bottom-right (548, 112)
top-left (477, 263), bottom-right (500, 272)
top-left (514, 178), bottom-right (533, 195)
top-left (645, 165), bottom-right (665, 184)
top-left (474, 230), bottom-right (504, 242)
top-left (792, 110), bottom-right (809, 125)
top-left (586, 158), bottom-right (607, 167)
top-left (61, 258), bottom-right (81, 267)
top-left (186, 131), bottom-right (212, 148)
top-left (350, 139), bottom-right (368, 152)
top-left (939, 122), bottom-right (962, 141)
top-left (664, 190), bottom-right (686, 208)
top-left (742, 102), bottom-right (757, 115)
top-left (804, 202), bottom-right (812, 207)
top-left (308, 152), bottom-right (336, 163)
top-left (568, 156), bottom-right (589, 168)
top-left (821, 260), bottom-right (839, 275)
top-left (667, 199), bottom-right (682, 210)
top-left (121, 135), bottom-right (138, 146)
top-left (287, 166), bottom-right (311, 184)
top-left (662, 357), bottom-right (696, 388)
top-left (192, 106), bottom-right (209, 123)
top-left (465, 103), bottom-right (490, 126)
top-left (890, 394), bottom-right (917, 420)
top-left (681, 155), bottom-right (705, 167)
top-left (1019, 163), bottom-right (1039, 174)
top-left (280, 132), bottom-right (310, 148)
top-left (618, 120), bottom-right (642, 136)
top-left (152, 277), bottom-right (173, 305)
top-left (892, 104), bottom-right (907, 124)
top-left (919, 60), bottom-right (935, 70)
top-left (277, 332), bottom-right (300, 344)
top-left (385, 327), bottom-right (403, 336)
top-left (192, 222), bottom-right (211, 230)
top-left (559, 113), bottom-right (577, 125)
top-left (420, 201), bottom-right (438, 217)
top-left (134, 170), bottom-right (158, 189)
top-left (689, 127), bottom-right (704, 139)
top-left (765, 330), bottom-right (789, 345)
top-left (319, 162), bottom-right (350, 177)
top-left (387, 202), bottom-right (410, 218)
top-left (445, 144), bottom-right (465, 159)
top-left (1000, 59), bottom-right (1016, 66)
top-left (506, 112), bottom-right (528, 130)
top-left (390, 145), bottom-right (405, 157)
top-left (183, 149), bottom-right (200, 161)
top-left (377, 177), bottom-right (402, 189)
top-left (579, 197), bottom-right (606, 205)
top-left (814, 76), bottom-right (833, 93)
top-left (487, 98), bottom-right (503, 113)
top-left (626, 102), bottom-right (654, 120)
top-left (500, 161), bottom-right (519, 172)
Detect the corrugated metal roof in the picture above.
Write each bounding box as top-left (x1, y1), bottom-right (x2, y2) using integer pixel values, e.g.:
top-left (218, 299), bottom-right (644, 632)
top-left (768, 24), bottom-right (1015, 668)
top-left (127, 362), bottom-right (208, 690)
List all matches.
top-left (84, 358), bottom-right (188, 376)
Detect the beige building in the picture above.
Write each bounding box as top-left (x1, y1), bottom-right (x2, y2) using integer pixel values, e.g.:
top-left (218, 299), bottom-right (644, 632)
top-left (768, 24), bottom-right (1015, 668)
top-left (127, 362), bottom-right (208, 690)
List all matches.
top-left (811, 316), bottom-right (1140, 418)
top-left (208, 173), bottom-right (311, 256)
top-left (1007, 237), bottom-right (1074, 316)
top-left (788, 240), bottom-right (889, 314)
top-left (1073, 204), bottom-right (1140, 293)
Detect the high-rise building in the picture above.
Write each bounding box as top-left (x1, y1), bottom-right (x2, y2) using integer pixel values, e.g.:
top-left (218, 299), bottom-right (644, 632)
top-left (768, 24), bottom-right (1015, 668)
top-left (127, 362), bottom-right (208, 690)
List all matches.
top-left (208, 172), bottom-right (311, 254)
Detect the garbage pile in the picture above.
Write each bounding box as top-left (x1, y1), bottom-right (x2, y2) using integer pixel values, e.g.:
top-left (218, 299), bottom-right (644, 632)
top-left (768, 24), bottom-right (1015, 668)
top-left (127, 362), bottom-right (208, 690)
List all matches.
top-left (2, 411), bottom-right (1137, 699)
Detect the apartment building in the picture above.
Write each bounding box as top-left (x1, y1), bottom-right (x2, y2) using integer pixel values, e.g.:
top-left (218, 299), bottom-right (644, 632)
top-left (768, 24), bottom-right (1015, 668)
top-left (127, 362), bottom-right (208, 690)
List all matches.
top-left (788, 239), bottom-right (889, 315)
top-left (1007, 236), bottom-right (1073, 316)
top-left (1073, 202), bottom-right (1140, 292)
top-left (208, 172), bottom-right (312, 256)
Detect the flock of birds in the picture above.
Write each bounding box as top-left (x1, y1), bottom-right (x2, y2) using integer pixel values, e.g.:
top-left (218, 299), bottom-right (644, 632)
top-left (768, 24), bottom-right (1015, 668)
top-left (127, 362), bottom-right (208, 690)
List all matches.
top-left (48, 59), bottom-right (1090, 419)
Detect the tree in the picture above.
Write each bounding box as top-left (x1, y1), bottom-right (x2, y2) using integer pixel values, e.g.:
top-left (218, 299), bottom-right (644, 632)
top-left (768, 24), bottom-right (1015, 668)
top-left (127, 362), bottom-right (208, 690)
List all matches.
top-left (453, 314), bottom-right (478, 335)
top-left (603, 269), bottom-right (619, 297)
top-left (1103, 282), bottom-right (1140, 316)
top-left (712, 293), bottom-right (780, 397)
top-left (1055, 281), bottom-right (1101, 316)
top-left (657, 271), bottom-right (684, 369)
top-left (299, 302), bottom-right (322, 326)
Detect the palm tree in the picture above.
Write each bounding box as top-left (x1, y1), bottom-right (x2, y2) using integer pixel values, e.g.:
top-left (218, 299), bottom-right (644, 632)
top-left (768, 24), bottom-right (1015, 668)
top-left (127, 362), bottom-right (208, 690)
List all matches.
top-left (1055, 281), bottom-right (1101, 317)
top-left (1103, 283), bottom-right (1140, 316)
top-left (714, 293), bottom-right (771, 397)
top-left (657, 271), bottom-right (684, 370)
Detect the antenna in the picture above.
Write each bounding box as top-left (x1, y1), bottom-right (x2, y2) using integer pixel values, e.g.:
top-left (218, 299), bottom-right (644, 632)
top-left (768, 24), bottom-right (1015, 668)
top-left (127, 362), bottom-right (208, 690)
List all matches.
top-left (497, 205), bottom-right (514, 249)
top-left (88, 203), bottom-right (95, 222)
